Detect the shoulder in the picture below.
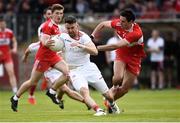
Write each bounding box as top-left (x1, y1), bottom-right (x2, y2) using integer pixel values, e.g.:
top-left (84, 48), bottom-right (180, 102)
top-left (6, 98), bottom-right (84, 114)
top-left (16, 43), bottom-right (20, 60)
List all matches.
top-left (59, 33), bottom-right (70, 41)
top-left (133, 23), bottom-right (142, 34)
top-left (42, 20), bottom-right (53, 29)
top-left (5, 28), bottom-right (13, 34)
top-left (111, 19), bottom-right (121, 28)
top-left (80, 31), bottom-right (90, 38)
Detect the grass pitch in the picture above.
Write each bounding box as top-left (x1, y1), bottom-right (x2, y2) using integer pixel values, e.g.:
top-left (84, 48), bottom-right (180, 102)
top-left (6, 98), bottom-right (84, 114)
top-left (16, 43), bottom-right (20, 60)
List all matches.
top-left (0, 89), bottom-right (180, 122)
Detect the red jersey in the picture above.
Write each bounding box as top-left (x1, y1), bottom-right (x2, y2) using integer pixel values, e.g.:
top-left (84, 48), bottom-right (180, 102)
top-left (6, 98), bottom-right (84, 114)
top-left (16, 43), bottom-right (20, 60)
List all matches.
top-left (35, 19), bottom-right (61, 62)
top-left (111, 19), bottom-right (146, 63)
top-left (0, 28), bottom-right (14, 52)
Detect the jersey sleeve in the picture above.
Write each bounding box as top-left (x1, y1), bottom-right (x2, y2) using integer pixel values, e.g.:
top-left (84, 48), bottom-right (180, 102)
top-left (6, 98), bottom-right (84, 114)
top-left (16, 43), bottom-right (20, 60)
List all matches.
top-left (41, 24), bottom-right (52, 35)
top-left (159, 38), bottom-right (164, 47)
top-left (28, 42), bottom-right (40, 53)
top-left (82, 34), bottom-right (92, 44)
top-left (111, 19), bottom-right (119, 29)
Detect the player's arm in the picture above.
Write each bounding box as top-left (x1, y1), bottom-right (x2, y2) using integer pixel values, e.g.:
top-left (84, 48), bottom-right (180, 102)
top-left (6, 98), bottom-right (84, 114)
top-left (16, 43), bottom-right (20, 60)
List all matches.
top-left (71, 41), bottom-right (98, 55)
top-left (80, 41), bottom-right (98, 55)
top-left (40, 33), bottom-right (55, 47)
top-left (22, 42), bottom-right (40, 63)
top-left (97, 39), bottom-right (129, 51)
top-left (91, 21), bottom-right (112, 39)
top-left (11, 36), bottom-right (18, 54)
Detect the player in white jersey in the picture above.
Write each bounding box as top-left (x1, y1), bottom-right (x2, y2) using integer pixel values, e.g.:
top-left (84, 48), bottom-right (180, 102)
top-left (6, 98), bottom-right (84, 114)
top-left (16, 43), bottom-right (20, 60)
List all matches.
top-left (24, 16), bottom-right (119, 116)
top-left (23, 41), bottom-right (90, 110)
top-left (48, 16), bottom-right (118, 115)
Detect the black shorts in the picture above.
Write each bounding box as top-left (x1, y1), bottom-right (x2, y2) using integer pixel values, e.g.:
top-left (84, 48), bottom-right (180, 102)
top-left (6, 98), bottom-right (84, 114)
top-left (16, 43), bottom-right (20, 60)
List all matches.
top-left (150, 61), bottom-right (164, 71)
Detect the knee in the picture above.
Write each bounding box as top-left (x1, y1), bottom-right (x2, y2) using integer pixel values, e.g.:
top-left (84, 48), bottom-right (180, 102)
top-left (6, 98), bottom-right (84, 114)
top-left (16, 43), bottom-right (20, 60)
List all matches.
top-left (7, 69), bottom-right (15, 77)
top-left (28, 79), bottom-right (38, 86)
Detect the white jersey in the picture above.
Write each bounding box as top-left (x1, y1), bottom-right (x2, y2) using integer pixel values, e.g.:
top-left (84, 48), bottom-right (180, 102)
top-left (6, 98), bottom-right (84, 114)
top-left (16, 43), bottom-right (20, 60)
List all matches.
top-left (147, 37), bottom-right (164, 62)
top-left (106, 36), bottom-right (119, 62)
top-left (28, 31), bottom-right (109, 94)
top-left (60, 32), bottom-right (91, 67)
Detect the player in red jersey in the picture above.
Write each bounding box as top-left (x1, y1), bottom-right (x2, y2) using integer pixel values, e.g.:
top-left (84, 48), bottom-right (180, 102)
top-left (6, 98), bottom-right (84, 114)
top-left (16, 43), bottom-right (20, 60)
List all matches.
top-left (28, 6), bottom-right (52, 105)
top-left (0, 18), bottom-right (18, 94)
top-left (10, 4), bottom-right (70, 112)
top-left (91, 9), bottom-right (146, 113)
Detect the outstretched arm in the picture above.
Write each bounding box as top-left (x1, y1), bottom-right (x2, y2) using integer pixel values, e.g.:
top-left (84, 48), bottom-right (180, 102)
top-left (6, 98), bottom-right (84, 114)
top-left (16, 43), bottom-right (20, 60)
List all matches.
top-left (22, 42), bottom-right (40, 63)
top-left (91, 21), bottom-right (112, 39)
top-left (97, 39), bottom-right (129, 51)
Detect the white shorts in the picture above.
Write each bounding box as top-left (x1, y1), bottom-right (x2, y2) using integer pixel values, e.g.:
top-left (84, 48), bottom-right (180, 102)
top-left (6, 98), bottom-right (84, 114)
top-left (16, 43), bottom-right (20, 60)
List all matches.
top-left (44, 68), bottom-right (62, 84)
top-left (70, 62), bottom-right (109, 94)
top-left (44, 62), bottom-right (109, 94)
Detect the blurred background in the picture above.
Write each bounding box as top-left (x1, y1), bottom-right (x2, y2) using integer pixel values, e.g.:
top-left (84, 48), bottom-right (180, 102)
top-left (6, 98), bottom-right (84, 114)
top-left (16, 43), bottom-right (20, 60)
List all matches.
top-left (0, 0), bottom-right (180, 91)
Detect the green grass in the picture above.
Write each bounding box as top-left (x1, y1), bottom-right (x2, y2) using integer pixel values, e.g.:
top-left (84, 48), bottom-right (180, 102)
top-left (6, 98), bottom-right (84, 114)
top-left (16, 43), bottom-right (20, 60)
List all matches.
top-left (0, 89), bottom-right (180, 122)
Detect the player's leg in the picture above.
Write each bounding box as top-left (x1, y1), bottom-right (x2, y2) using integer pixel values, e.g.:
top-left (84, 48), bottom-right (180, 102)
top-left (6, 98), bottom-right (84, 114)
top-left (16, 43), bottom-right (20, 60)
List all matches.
top-left (79, 87), bottom-right (106, 116)
top-left (49, 60), bottom-right (69, 91)
top-left (41, 77), bottom-right (48, 90)
top-left (113, 69), bottom-right (137, 100)
top-left (158, 62), bottom-right (164, 89)
top-left (10, 65), bottom-right (43, 112)
top-left (150, 62), bottom-right (156, 89)
top-left (71, 70), bottom-right (106, 116)
top-left (4, 62), bottom-right (17, 93)
top-left (60, 84), bottom-right (85, 103)
top-left (57, 84), bottom-right (90, 109)
top-left (46, 60), bottom-right (70, 104)
top-left (112, 60), bottom-right (126, 86)
top-left (28, 85), bottom-right (37, 105)
top-left (90, 79), bottom-right (121, 114)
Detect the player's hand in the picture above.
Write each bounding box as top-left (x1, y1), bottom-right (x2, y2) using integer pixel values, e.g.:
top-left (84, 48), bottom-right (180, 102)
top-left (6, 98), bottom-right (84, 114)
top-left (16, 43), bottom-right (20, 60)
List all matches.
top-left (45, 40), bottom-right (55, 47)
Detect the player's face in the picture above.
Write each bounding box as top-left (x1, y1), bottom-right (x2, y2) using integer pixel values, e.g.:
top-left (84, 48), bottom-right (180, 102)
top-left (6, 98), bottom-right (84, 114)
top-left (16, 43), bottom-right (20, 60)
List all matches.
top-left (120, 16), bottom-right (132, 30)
top-left (0, 21), bottom-right (6, 29)
top-left (65, 23), bottom-right (79, 38)
top-left (52, 9), bottom-right (64, 24)
top-left (44, 10), bottom-right (52, 20)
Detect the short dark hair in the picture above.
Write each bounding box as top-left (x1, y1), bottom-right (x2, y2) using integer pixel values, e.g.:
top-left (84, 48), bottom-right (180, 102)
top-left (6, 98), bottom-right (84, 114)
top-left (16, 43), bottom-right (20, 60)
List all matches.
top-left (120, 9), bottom-right (136, 22)
top-left (43, 6), bottom-right (52, 14)
top-left (64, 16), bottom-right (77, 24)
top-left (51, 4), bottom-right (64, 13)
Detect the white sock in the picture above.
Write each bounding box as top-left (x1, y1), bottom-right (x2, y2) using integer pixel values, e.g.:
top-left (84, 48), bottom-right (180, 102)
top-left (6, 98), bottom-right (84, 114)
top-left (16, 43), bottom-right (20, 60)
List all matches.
top-left (13, 95), bottom-right (19, 101)
top-left (12, 87), bottom-right (17, 93)
top-left (49, 88), bottom-right (56, 94)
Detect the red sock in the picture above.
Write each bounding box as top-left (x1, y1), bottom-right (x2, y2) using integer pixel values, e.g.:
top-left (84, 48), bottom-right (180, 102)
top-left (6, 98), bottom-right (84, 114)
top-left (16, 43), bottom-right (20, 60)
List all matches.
top-left (92, 105), bottom-right (99, 111)
top-left (29, 85), bottom-right (36, 96)
top-left (41, 78), bottom-right (48, 90)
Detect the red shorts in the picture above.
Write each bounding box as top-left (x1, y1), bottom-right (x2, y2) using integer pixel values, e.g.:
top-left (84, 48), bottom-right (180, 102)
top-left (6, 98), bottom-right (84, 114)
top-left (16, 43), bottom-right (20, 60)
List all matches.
top-left (115, 57), bottom-right (142, 76)
top-left (0, 51), bottom-right (12, 63)
top-left (34, 56), bottom-right (62, 72)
